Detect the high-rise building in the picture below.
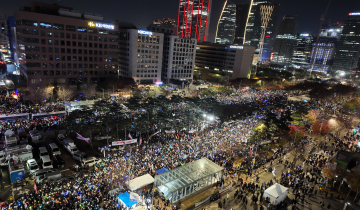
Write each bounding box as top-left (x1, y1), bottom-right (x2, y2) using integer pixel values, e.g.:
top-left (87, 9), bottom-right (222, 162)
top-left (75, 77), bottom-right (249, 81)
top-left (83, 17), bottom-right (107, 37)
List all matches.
top-left (215, 0), bottom-right (278, 63)
top-left (177, 0), bottom-right (212, 41)
top-left (13, 1), bottom-right (119, 87)
top-left (195, 43), bottom-right (255, 79)
top-left (332, 13), bottom-right (360, 72)
top-left (162, 36), bottom-right (196, 83)
top-left (118, 29), bottom-right (163, 85)
top-left (271, 15), bottom-right (298, 66)
top-left (291, 33), bottom-right (314, 69)
top-left (215, 0), bottom-right (236, 44)
top-left (147, 18), bottom-right (177, 35)
top-left (0, 15), bottom-right (9, 60)
top-left (308, 24), bottom-right (343, 73)
top-left (261, 4), bottom-right (279, 63)
top-left (233, 4), bottom-right (250, 45)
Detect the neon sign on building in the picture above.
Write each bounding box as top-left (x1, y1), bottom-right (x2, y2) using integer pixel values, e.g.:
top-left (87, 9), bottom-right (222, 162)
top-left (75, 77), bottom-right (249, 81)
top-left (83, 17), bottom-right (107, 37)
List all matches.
top-left (349, 13), bottom-right (360, 16)
top-left (138, 30), bottom-right (153, 36)
top-left (88, 21), bottom-right (114, 30)
top-left (229, 45), bottom-right (244, 49)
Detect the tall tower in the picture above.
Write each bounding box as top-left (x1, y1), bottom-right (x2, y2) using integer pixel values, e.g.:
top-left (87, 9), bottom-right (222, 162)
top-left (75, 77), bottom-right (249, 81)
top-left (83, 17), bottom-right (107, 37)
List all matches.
top-left (215, 0), bottom-right (236, 44)
top-left (332, 13), bottom-right (360, 72)
top-left (177, 0), bottom-right (212, 41)
top-left (271, 15), bottom-right (298, 66)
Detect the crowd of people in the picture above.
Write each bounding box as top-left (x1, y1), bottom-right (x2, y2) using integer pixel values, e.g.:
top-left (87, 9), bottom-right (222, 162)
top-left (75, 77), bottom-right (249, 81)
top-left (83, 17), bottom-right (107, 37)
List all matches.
top-left (0, 85), bottom-right (358, 210)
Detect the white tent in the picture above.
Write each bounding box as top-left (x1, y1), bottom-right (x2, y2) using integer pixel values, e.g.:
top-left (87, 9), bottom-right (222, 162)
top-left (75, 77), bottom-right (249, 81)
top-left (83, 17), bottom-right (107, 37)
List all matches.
top-left (262, 183), bottom-right (288, 205)
top-left (127, 174), bottom-right (154, 191)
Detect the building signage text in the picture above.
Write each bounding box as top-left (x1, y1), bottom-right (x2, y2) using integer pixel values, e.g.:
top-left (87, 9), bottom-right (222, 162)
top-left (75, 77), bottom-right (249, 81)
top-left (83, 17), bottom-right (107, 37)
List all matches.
top-left (138, 30), bottom-right (153, 36)
top-left (88, 21), bottom-right (115, 30)
top-left (229, 45), bottom-right (244, 49)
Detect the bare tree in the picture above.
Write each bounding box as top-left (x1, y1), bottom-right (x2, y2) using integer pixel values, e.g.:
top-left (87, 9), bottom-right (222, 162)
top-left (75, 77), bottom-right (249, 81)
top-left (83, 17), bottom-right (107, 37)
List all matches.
top-left (28, 83), bottom-right (52, 104)
top-left (85, 85), bottom-right (97, 99)
top-left (58, 87), bottom-right (74, 101)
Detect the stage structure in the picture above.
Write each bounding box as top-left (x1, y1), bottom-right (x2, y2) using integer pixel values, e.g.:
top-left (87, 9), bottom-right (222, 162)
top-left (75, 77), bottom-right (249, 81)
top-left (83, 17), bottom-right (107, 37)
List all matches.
top-left (154, 158), bottom-right (223, 203)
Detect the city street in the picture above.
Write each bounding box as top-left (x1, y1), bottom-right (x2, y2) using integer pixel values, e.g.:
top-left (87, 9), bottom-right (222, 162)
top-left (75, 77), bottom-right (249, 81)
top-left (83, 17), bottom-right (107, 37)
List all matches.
top-left (197, 142), bottom-right (346, 210)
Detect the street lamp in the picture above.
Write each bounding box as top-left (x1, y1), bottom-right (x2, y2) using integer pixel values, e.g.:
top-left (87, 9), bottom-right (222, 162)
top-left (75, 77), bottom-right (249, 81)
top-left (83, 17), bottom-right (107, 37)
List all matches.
top-left (50, 86), bottom-right (55, 104)
top-left (100, 88), bottom-right (105, 99)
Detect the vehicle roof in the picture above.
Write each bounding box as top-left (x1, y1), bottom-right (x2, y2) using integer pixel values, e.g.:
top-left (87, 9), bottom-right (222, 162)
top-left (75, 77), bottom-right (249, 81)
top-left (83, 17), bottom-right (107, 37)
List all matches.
top-left (49, 143), bottom-right (58, 148)
top-left (73, 151), bottom-right (85, 155)
top-left (41, 156), bottom-right (51, 161)
top-left (27, 159), bottom-right (37, 163)
top-left (83, 157), bottom-right (98, 162)
top-left (34, 168), bottom-right (54, 174)
top-left (39, 147), bottom-right (47, 151)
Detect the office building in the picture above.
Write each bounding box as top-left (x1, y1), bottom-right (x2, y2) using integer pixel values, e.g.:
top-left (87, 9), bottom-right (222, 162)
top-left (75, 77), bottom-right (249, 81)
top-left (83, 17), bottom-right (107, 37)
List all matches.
top-left (291, 34), bottom-right (314, 69)
top-left (147, 18), bottom-right (177, 35)
top-left (271, 15), bottom-right (298, 66)
top-left (177, 0), bottom-right (212, 41)
top-left (13, 1), bottom-right (119, 87)
top-left (118, 29), bottom-right (163, 84)
top-left (215, 0), bottom-right (236, 44)
top-left (261, 4), bottom-right (279, 63)
top-left (195, 43), bottom-right (255, 79)
top-left (233, 4), bottom-right (250, 45)
top-left (332, 13), bottom-right (360, 72)
top-left (0, 15), bottom-right (9, 60)
top-left (161, 36), bottom-right (196, 83)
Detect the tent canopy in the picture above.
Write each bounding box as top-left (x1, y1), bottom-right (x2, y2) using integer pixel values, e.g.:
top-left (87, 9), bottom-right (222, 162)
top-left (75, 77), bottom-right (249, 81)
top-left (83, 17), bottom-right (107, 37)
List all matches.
top-left (156, 168), bottom-right (169, 175)
top-left (118, 192), bottom-right (137, 207)
top-left (263, 183), bottom-right (288, 205)
top-left (127, 174), bottom-right (154, 191)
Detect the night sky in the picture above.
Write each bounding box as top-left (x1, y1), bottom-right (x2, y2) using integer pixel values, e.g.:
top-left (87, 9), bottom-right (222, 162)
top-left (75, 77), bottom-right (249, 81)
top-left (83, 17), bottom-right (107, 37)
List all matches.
top-left (1, 0), bottom-right (359, 41)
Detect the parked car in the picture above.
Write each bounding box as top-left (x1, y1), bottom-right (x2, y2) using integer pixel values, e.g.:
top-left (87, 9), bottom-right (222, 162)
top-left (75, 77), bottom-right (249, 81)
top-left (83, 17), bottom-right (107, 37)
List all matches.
top-left (57, 134), bottom-right (65, 145)
top-left (81, 157), bottom-right (101, 167)
top-left (29, 130), bottom-right (43, 144)
top-left (40, 156), bottom-right (53, 169)
top-left (47, 143), bottom-right (61, 156)
top-left (73, 151), bottom-right (88, 161)
top-left (26, 159), bottom-right (39, 175)
top-left (34, 168), bottom-right (56, 183)
top-left (52, 155), bottom-right (65, 169)
top-left (64, 139), bottom-right (78, 155)
top-left (38, 147), bottom-right (50, 159)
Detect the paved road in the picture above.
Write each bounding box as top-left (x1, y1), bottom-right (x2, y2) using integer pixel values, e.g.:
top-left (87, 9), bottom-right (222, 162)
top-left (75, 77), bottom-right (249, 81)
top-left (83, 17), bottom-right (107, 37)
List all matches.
top-left (0, 129), bottom-right (95, 202)
top-left (199, 143), bottom-right (346, 210)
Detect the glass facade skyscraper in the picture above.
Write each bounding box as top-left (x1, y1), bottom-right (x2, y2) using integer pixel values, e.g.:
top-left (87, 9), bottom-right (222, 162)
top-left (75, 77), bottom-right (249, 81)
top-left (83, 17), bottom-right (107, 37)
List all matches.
top-left (332, 13), bottom-right (360, 72)
top-left (215, 0), bottom-right (236, 44)
top-left (177, 0), bottom-right (212, 41)
top-left (271, 15), bottom-right (298, 66)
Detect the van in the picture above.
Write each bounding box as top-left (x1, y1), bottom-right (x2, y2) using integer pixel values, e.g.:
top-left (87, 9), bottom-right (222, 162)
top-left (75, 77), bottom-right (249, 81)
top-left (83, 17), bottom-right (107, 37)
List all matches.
top-left (34, 168), bottom-right (55, 182)
top-left (36, 171), bottom-right (61, 183)
top-left (29, 130), bottom-right (42, 144)
top-left (38, 147), bottom-right (49, 159)
top-left (73, 151), bottom-right (88, 161)
top-left (57, 134), bottom-right (65, 145)
top-left (80, 157), bottom-right (101, 167)
top-left (47, 143), bottom-right (61, 156)
top-left (40, 156), bottom-right (53, 169)
top-left (5, 136), bottom-right (18, 147)
top-left (64, 139), bottom-right (78, 155)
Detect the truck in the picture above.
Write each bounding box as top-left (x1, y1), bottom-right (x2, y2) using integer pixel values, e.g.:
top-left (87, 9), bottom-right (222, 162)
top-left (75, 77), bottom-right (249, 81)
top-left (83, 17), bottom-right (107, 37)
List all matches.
top-left (9, 163), bottom-right (25, 184)
top-left (29, 130), bottom-right (43, 144)
top-left (5, 136), bottom-right (18, 147)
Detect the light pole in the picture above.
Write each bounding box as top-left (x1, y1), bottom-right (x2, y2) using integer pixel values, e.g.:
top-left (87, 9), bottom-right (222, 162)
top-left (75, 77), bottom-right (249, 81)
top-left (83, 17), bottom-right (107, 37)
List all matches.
top-left (100, 88), bottom-right (104, 99)
top-left (50, 86), bottom-right (54, 104)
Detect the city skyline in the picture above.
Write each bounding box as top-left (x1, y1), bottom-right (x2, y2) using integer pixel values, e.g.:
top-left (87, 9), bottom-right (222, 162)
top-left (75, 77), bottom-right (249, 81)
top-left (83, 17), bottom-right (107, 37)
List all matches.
top-left (1, 0), bottom-right (359, 42)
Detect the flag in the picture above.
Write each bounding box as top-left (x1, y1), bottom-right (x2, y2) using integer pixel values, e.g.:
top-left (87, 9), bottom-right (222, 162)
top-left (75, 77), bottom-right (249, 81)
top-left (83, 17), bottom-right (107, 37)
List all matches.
top-left (76, 132), bottom-right (89, 143)
top-left (128, 133), bottom-right (132, 139)
top-left (131, 124), bottom-right (135, 129)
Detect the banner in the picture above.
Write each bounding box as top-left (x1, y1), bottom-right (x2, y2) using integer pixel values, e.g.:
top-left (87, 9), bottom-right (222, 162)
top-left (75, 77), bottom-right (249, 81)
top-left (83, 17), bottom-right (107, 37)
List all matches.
top-left (149, 131), bottom-right (160, 139)
top-left (94, 136), bottom-right (111, 140)
top-left (112, 139), bottom-right (137, 146)
top-left (165, 130), bottom-right (175, 134)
